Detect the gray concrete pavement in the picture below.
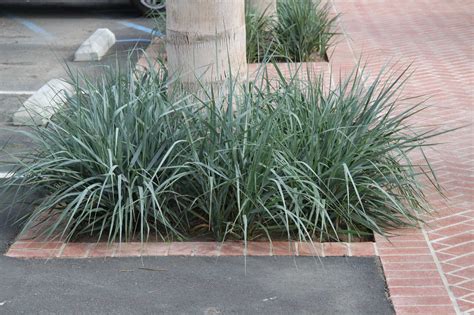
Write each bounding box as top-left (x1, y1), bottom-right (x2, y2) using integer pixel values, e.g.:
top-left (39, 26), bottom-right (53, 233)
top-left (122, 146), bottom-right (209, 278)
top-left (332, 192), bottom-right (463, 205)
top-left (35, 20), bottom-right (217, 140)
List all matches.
top-left (0, 4), bottom-right (158, 173)
top-left (0, 4), bottom-right (155, 90)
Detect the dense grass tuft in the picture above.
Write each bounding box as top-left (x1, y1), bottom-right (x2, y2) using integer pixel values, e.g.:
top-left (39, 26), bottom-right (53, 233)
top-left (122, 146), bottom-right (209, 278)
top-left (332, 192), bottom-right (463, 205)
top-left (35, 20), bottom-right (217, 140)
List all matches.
top-left (1, 61), bottom-right (442, 243)
top-left (275, 0), bottom-right (337, 61)
top-left (246, 0), bottom-right (338, 62)
top-left (2, 63), bottom-right (192, 242)
top-left (245, 6), bottom-right (277, 63)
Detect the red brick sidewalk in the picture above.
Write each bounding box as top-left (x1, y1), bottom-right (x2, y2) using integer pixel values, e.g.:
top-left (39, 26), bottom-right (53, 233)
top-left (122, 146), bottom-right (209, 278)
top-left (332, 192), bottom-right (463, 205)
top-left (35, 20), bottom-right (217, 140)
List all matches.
top-left (330, 0), bottom-right (473, 314)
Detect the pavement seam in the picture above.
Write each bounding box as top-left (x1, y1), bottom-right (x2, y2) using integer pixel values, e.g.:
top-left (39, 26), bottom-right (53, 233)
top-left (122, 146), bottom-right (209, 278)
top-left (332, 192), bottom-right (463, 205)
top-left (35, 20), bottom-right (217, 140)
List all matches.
top-left (373, 243), bottom-right (379, 256)
top-left (329, 0), bottom-right (359, 67)
top-left (421, 225), bottom-right (462, 315)
top-left (444, 252), bottom-right (474, 263)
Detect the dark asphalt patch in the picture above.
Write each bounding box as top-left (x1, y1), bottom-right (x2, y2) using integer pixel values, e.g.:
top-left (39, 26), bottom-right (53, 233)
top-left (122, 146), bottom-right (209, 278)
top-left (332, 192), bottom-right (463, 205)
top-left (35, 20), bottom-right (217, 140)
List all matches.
top-left (0, 255), bottom-right (394, 315)
top-left (0, 188), bottom-right (394, 314)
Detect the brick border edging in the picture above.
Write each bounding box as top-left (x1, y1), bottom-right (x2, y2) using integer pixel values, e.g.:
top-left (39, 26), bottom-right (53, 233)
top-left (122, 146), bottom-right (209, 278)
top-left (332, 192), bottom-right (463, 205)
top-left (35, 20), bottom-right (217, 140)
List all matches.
top-left (6, 240), bottom-right (377, 259)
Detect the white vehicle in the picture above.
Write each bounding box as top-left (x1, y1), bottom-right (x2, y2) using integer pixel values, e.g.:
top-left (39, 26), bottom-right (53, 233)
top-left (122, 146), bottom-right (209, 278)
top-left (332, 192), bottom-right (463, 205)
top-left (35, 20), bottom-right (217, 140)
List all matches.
top-left (1, 0), bottom-right (166, 15)
top-left (130, 0), bottom-right (166, 13)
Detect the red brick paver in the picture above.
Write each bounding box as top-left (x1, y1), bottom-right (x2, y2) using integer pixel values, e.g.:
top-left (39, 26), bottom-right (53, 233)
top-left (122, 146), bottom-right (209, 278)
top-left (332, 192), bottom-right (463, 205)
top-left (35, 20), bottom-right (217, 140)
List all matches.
top-left (330, 0), bottom-right (473, 314)
top-left (5, 240), bottom-right (378, 259)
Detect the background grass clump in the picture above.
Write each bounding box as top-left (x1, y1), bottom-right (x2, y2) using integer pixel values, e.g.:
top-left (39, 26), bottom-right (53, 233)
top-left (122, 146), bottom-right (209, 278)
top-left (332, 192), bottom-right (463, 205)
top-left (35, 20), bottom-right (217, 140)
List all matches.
top-left (246, 0), bottom-right (338, 63)
top-left (153, 1), bottom-right (337, 63)
top-left (1, 61), bottom-right (442, 244)
top-left (245, 5), bottom-right (277, 63)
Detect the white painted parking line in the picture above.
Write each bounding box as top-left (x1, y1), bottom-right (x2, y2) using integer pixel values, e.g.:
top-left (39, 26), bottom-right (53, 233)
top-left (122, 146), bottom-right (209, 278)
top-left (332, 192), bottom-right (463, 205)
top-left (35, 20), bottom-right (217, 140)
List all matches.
top-left (0, 172), bottom-right (14, 179)
top-left (0, 91), bottom-right (36, 96)
top-left (0, 172), bottom-right (24, 179)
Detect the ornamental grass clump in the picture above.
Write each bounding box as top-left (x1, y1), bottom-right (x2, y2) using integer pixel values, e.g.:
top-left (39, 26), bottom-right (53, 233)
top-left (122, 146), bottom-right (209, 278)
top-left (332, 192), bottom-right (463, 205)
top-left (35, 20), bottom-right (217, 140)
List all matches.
top-left (245, 0), bottom-right (338, 62)
top-left (1, 61), bottom-right (442, 243)
top-left (2, 62), bottom-right (193, 242)
top-left (245, 6), bottom-right (277, 63)
top-left (275, 0), bottom-right (338, 61)
top-left (180, 66), bottom-right (440, 242)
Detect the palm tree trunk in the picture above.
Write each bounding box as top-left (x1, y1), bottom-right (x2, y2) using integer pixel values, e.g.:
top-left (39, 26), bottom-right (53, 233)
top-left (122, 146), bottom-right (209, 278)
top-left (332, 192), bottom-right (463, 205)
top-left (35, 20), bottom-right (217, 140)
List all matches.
top-left (166, 0), bottom-right (247, 92)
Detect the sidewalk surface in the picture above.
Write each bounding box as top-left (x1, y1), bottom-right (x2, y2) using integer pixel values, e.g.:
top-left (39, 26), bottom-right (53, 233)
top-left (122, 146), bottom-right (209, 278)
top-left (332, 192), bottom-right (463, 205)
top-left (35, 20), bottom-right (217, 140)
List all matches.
top-left (330, 0), bottom-right (473, 314)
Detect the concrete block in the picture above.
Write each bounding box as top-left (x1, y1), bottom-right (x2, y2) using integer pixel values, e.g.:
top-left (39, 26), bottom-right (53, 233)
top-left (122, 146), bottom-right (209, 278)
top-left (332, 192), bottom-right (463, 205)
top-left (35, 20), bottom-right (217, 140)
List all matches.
top-left (12, 79), bottom-right (75, 126)
top-left (74, 28), bottom-right (116, 61)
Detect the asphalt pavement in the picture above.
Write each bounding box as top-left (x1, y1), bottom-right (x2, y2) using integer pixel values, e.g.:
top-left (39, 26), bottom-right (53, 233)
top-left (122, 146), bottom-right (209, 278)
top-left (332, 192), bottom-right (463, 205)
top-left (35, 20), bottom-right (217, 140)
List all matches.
top-left (0, 255), bottom-right (394, 314)
top-left (0, 188), bottom-right (394, 314)
top-left (0, 4), bottom-right (394, 314)
top-left (0, 4), bottom-right (158, 173)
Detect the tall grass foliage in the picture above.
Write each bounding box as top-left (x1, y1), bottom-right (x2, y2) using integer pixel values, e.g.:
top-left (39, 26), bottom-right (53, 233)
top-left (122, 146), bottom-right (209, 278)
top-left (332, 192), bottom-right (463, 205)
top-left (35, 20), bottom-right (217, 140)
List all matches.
top-left (246, 0), bottom-right (338, 62)
top-left (1, 61), bottom-right (442, 243)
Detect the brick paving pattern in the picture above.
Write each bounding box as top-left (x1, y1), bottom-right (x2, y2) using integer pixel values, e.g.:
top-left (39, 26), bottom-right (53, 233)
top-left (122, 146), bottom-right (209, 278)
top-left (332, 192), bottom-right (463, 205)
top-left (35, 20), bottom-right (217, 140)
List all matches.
top-left (330, 0), bottom-right (473, 314)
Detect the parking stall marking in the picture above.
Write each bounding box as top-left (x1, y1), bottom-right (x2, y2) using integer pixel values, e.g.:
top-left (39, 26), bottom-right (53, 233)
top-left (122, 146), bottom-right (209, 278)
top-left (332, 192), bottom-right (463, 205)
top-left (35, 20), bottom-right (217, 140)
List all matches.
top-left (8, 16), bottom-right (54, 39)
top-left (118, 21), bottom-right (162, 36)
top-left (0, 91), bottom-right (35, 95)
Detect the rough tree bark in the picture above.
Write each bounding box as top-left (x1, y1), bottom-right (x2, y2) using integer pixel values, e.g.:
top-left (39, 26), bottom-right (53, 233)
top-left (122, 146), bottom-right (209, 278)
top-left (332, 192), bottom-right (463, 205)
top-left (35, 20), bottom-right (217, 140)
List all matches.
top-left (166, 0), bottom-right (247, 92)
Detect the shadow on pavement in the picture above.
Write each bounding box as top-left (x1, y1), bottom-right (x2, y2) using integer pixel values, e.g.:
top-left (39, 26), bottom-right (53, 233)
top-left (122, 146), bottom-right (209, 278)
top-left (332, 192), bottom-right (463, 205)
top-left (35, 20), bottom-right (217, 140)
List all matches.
top-left (0, 4), bottom-right (142, 19)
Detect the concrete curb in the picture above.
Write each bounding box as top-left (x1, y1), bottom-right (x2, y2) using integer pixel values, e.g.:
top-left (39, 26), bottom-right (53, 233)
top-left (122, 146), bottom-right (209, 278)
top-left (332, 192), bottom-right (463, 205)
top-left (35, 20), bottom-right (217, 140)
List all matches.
top-left (74, 28), bottom-right (116, 61)
top-left (12, 79), bottom-right (75, 126)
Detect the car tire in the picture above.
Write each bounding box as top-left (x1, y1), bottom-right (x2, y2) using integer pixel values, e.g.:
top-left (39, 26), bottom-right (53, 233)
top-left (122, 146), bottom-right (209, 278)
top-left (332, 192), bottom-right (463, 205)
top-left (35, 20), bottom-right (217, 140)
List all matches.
top-left (131, 0), bottom-right (166, 15)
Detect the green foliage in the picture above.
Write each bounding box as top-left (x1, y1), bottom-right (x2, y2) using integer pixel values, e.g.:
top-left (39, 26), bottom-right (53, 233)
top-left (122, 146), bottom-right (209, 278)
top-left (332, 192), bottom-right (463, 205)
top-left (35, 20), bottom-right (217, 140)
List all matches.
top-left (1, 62), bottom-right (442, 243)
top-left (245, 7), bottom-right (277, 63)
top-left (275, 0), bottom-right (338, 61)
top-left (245, 0), bottom-right (338, 62)
top-left (2, 62), bottom-right (192, 242)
